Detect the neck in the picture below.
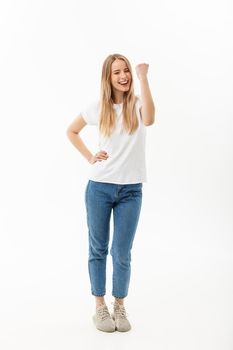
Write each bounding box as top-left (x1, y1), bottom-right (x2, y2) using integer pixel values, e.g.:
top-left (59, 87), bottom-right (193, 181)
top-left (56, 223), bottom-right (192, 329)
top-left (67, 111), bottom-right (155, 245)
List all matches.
top-left (112, 91), bottom-right (124, 104)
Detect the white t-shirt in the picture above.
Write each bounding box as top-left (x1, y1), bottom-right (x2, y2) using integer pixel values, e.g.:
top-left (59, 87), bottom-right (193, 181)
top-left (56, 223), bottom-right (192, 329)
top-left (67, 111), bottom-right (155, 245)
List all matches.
top-left (81, 96), bottom-right (147, 184)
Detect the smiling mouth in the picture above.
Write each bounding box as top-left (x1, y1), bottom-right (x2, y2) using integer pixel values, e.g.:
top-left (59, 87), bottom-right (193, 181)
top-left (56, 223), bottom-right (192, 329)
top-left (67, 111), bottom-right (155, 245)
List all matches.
top-left (118, 80), bottom-right (129, 86)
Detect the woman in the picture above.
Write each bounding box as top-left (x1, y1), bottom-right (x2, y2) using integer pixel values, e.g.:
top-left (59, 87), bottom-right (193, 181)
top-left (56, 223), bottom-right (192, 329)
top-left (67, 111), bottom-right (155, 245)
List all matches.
top-left (66, 53), bottom-right (155, 332)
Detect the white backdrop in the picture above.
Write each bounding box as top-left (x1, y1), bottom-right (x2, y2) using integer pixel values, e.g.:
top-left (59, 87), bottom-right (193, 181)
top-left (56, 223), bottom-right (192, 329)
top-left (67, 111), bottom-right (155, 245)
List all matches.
top-left (0, 0), bottom-right (233, 349)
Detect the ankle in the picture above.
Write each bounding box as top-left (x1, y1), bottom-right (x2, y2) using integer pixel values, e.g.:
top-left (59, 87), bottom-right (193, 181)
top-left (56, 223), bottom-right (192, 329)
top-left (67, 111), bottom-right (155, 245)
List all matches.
top-left (114, 298), bottom-right (124, 306)
top-left (95, 297), bottom-right (106, 308)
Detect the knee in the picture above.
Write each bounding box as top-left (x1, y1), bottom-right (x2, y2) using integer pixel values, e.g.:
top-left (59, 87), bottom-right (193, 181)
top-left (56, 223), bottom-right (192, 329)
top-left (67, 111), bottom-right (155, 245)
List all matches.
top-left (110, 248), bottom-right (131, 267)
top-left (89, 245), bottom-right (108, 259)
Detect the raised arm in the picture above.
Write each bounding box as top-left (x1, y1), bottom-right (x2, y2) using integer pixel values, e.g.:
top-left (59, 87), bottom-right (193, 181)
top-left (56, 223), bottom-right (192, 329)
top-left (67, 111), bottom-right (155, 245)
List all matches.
top-left (135, 63), bottom-right (156, 126)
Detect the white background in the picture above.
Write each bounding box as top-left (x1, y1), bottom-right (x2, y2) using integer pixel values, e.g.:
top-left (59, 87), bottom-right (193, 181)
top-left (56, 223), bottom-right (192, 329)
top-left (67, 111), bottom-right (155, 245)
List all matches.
top-left (0, 0), bottom-right (233, 349)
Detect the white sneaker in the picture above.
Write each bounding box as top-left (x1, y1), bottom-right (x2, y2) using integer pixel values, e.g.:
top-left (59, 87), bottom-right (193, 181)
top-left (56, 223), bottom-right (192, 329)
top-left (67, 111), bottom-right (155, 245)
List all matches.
top-left (111, 302), bottom-right (131, 332)
top-left (93, 304), bottom-right (116, 332)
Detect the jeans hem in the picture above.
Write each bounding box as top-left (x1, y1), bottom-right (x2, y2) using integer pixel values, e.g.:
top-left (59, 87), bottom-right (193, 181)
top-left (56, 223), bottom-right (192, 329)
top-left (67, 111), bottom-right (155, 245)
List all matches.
top-left (112, 294), bottom-right (127, 299)
top-left (92, 292), bottom-right (106, 297)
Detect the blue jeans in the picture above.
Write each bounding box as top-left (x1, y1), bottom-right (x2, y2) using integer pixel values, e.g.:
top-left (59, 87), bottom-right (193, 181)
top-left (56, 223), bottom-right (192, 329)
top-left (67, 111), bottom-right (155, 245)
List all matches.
top-left (84, 180), bottom-right (143, 299)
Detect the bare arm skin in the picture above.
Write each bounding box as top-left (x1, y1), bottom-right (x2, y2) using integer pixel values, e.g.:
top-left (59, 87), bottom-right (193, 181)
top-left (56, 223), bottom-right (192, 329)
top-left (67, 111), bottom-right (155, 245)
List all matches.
top-left (135, 63), bottom-right (156, 126)
top-left (66, 115), bottom-right (108, 164)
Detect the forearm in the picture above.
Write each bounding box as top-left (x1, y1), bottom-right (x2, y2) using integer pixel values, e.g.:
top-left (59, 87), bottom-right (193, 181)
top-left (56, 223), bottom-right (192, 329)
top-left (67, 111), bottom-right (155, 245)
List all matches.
top-left (139, 77), bottom-right (155, 125)
top-left (66, 131), bottom-right (93, 162)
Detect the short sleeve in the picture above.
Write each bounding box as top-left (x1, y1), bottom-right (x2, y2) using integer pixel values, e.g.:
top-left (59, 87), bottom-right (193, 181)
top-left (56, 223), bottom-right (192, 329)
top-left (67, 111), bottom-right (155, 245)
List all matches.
top-left (81, 100), bottom-right (100, 125)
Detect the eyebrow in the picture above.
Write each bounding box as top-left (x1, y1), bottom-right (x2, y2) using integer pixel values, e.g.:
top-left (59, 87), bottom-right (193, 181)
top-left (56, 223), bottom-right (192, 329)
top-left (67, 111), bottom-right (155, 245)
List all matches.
top-left (112, 68), bottom-right (129, 72)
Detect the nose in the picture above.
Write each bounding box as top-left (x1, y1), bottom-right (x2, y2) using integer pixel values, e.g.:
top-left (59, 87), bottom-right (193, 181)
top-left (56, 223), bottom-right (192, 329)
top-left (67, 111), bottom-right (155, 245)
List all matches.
top-left (120, 73), bottom-right (127, 79)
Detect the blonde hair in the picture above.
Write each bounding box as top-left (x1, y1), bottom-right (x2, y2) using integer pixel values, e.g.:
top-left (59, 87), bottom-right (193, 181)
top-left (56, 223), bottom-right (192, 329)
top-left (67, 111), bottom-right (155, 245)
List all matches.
top-left (99, 53), bottom-right (139, 137)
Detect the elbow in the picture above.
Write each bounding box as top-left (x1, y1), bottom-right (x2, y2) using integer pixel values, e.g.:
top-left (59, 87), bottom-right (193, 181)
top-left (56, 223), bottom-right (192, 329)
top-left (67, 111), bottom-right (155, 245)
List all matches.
top-left (144, 121), bottom-right (154, 126)
top-left (66, 129), bottom-right (77, 139)
top-left (66, 128), bottom-right (76, 135)
top-left (144, 121), bottom-right (155, 127)
top-left (143, 113), bottom-right (156, 126)
top-left (141, 106), bottom-right (156, 126)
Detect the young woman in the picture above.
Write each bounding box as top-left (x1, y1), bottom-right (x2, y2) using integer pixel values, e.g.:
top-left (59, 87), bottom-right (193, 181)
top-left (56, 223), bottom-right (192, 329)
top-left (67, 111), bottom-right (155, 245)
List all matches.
top-left (66, 53), bottom-right (155, 332)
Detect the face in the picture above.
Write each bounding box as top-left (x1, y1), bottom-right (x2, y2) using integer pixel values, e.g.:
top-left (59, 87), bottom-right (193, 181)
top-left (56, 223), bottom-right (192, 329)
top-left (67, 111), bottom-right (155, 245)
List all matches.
top-left (110, 59), bottom-right (132, 95)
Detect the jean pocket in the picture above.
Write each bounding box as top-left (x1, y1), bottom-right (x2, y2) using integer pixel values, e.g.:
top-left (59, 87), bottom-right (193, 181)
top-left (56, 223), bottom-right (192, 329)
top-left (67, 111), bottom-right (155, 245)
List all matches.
top-left (129, 187), bottom-right (142, 198)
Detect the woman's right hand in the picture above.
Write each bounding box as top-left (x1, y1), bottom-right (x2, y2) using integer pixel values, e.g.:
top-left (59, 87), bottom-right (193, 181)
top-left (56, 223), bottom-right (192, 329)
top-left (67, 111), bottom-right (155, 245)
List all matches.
top-left (88, 150), bottom-right (109, 164)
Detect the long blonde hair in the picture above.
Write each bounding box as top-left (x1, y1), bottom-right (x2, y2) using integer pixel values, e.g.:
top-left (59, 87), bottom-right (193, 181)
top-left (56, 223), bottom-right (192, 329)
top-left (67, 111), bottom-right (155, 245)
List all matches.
top-left (99, 54), bottom-right (139, 137)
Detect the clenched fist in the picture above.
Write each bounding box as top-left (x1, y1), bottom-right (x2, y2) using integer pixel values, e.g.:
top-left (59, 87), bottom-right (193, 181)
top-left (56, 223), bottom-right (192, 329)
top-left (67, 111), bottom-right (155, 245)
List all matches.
top-left (135, 63), bottom-right (149, 81)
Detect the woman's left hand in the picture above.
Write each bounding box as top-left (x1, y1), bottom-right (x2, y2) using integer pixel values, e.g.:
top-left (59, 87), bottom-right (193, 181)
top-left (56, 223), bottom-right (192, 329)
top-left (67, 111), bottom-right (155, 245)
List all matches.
top-left (135, 63), bottom-right (149, 81)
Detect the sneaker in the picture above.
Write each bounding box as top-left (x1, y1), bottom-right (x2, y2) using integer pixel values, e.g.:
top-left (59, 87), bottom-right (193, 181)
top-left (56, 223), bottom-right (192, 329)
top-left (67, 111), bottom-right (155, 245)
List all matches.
top-left (111, 302), bottom-right (131, 332)
top-left (93, 303), bottom-right (116, 332)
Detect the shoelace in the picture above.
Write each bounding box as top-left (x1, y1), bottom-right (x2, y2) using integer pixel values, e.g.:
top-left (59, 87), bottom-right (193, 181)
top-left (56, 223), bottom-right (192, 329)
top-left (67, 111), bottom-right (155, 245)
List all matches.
top-left (96, 305), bottom-right (111, 321)
top-left (112, 302), bottom-right (129, 319)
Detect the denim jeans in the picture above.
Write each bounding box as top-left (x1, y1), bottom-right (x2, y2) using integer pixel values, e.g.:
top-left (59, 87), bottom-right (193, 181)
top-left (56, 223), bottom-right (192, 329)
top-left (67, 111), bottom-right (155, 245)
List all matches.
top-left (84, 180), bottom-right (143, 299)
